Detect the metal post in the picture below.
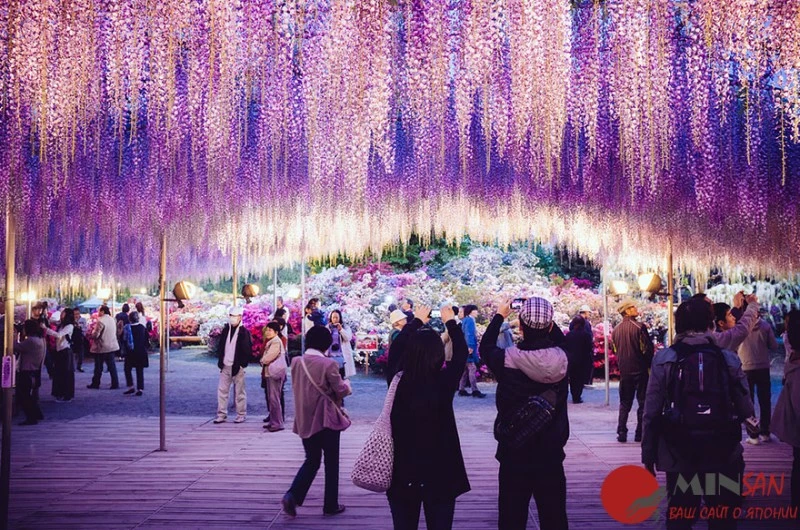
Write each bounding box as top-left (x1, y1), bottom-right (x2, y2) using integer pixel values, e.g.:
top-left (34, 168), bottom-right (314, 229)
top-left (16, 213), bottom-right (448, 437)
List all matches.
top-left (602, 267), bottom-right (610, 407)
top-left (232, 251), bottom-right (238, 307)
top-left (165, 272), bottom-right (169, 372)
top-left (667, 242), bottom-right (675, 347)
top-left (300, 257), bottom-right (306, 354)
top-left (25, 277), bottom-right (31, 319)
top-left (272, 266), bottom-right (278, 314)
top-left (2, 203), bottom-right (17, 530)
top-left (158, 233), bottom-right (167, 451)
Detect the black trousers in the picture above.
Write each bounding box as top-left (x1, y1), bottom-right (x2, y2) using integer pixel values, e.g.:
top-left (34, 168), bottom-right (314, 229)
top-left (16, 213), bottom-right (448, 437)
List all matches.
top-left (16, 370), bottom-right (43, 422)
top-left (124, 358), bottom-right (144, 390)
top-left (568, 355), bottom-right (590, 402)
top-left (389, 496), bottom-right (455, 530)
top-left (498, 461), bottom-right (568, 530)
top-left (618, 373), bottom-right (649, 438)
top-left (51, 348), bottom-right (75, 399)
top-left (288, 428), bottom-right (341, 512)
top-left (744, 368), bottom-right (771, 435)
top-left (665, 459), bottom-right (743, 530)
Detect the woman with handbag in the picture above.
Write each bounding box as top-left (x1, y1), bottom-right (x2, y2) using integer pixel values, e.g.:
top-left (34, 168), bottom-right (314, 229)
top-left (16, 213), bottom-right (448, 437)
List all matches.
top-left (44, 308), bottom-right (76, 402)
top-left (282, 326), bottom-right (352, 518)
top-left (261, 321), bottom-right (287, 432)
top-left (388, 305), bottom-right (469, 530)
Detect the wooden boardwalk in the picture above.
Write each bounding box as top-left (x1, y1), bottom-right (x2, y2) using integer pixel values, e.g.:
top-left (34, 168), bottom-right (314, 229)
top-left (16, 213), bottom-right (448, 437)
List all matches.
top-left (6, 402), bottom-right (796, 529)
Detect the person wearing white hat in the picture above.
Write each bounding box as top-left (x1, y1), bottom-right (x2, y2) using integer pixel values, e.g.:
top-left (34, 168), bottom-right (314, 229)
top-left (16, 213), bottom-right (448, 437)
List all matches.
top-left (611, 299), bottom-right (654, 443)
top-left (214, 306), bottom-right (253, 424)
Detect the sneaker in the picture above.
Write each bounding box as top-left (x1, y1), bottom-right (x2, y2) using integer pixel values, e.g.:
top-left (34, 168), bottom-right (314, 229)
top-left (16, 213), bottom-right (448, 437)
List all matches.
top-left (109, 385), bottom-right (119, 390)
top-left (458, 390), bottom-right (469, 397)
top-left (263, 416), bottom-right (270, 423)
top-left (282, 493), bottom-right (297, 517)
top-left (124, 388), bottom-right (136, 395)
top-left (617, 434), bottom-right (627, 443)
top-left (745, 436), bottom-right (761, 445)
top-left (76, 368), bottom-right (85, 373)
top-left (323, 505), bottom-right (346, 516)
top-left (234, 415), bottom-right (246, 424)
top-left (758, 434), bottom-right (772, 443)
top-left (213, 417), bottom-right (227, 424)
top-left (572, 398), bottom-right (584, 404)
top-left (583, 384), bottom-right (594, 389)
top-left (472, 391), bottom-right (486, 398)
top-left (135, 390), bottom-right (143, 396)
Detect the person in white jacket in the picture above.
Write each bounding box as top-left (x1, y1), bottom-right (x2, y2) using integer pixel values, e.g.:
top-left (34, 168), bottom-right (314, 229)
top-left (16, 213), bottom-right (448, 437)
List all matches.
top-left (44, 308), bottom-right (76, 402)
top-left (327, 310), bottom-right (356, 379)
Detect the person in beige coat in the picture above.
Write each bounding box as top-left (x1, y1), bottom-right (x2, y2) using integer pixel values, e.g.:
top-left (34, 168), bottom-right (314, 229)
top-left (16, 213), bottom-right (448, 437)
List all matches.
top-left (282, 326), bottom-right (351, 518)
top-left (261, 322), bottom-right (287, 432)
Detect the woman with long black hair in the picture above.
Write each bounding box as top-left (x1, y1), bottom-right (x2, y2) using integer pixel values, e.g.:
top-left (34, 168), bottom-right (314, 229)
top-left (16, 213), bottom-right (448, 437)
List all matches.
top-left (44, 308), bottom-right (76, 402)
top-left (388, 305), bottom-right (470, 530)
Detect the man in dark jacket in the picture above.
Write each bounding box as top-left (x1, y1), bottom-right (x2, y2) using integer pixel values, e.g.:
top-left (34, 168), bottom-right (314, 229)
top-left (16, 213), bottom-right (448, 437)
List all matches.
top-left (642, 296), bottom-right (754, 529)
top-left (611, 299), bottom-right (654, 443)
top-left (480, 298), bottom-right (569, 530)
top-left (214, 306), bottom-right (252, 424)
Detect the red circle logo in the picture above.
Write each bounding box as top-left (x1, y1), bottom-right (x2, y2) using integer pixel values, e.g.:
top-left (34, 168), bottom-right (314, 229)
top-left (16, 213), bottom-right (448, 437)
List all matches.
top-left (600, 465), bottom-right (661, 524)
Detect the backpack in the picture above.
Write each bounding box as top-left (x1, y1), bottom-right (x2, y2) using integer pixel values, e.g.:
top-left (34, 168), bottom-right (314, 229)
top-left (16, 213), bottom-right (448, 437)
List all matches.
top-left (71, 326), bottom-right (84, 354)
top-left (661, 340), bottom-right (740, 464)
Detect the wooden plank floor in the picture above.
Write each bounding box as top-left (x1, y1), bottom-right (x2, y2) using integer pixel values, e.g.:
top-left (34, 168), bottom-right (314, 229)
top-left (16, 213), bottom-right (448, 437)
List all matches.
top-left (6, 403), bottom-right (796, 529)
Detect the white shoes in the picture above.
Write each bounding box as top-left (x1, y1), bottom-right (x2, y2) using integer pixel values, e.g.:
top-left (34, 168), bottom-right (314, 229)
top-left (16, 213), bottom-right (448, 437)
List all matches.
top-left (745, 437), bottom-right (760, 445)
top-left (234, 415), bottom-right (246, 424)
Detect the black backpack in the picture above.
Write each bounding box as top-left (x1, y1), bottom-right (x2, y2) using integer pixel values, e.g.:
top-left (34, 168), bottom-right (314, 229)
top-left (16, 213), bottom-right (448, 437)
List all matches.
top-left (71, 326), bottom-right (84, 354)
top-left (661, 339), bottom-right (741, 464)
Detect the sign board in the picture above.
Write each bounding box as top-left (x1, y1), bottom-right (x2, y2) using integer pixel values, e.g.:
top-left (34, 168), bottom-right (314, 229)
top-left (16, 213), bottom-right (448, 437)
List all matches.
top-left (355, 334), bottom-right (379, 352)
top-left (1, 356), bottom-right (15, 388)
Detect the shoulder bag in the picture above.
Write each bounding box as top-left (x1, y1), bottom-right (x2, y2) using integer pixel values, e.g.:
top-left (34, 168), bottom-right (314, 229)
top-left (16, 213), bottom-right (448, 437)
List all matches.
top-left (495, 386), bottom-right (558, 449)
top-left (300, 357), bottom-right (351, 424)
top-left (351, 372), bottom-right (402, 492)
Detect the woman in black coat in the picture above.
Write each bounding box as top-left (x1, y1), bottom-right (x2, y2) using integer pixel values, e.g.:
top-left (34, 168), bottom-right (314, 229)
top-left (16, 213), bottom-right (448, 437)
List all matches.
top-left (388, 305), bottom-right (469, 530)
top-left (564, 315), bottom-right (594, 404)
top-left (123, 311), bottom-right (149, 396)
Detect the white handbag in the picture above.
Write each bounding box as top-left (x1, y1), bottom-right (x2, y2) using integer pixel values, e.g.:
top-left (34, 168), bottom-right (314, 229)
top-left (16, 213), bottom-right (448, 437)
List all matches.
top-left (351, 372), bottom-right (402, 492)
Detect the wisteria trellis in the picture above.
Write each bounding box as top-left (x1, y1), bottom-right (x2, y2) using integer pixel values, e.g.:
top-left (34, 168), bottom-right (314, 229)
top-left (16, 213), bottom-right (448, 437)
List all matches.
top-left (1, 0), bottom-right (799, 285)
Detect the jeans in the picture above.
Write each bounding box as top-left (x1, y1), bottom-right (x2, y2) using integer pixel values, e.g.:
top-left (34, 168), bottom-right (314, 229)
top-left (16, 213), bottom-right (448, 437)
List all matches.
top-left (498, 461), bottom-right (568, 530)
top-left (665, 458), bottom-right (743, 530)
top-left (124, 358), bottom-right (144, 390)
top-left (91, 352), bottom-right (120, 388)
top-left (388, 496), bottom-right (455, 530)
top-left (618, 373), bottom-right (649, 438)
top-left (287, 429), bottom-right (341, 512)
top-left (217, 366), bottom-right (246, 419)
top-left (744, 369), bottom-right (771, 436)
top-left (52, 348), bottom-right (75, 399)
top-left (459, 362), bottom-right (478, 393)
top-left (16, 370), bottom-right (43, 422)
top-left (792, 447), bottom-right (800, 510)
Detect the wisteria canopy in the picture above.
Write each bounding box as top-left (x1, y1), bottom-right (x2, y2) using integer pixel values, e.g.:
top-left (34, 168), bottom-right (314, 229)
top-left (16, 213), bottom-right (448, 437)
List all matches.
top-left (1, 0), bottom-right (799, 284)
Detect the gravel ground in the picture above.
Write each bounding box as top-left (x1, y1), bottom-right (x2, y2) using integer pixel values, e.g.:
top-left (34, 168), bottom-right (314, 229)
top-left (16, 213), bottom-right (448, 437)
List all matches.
top-left (21, 346), bottom-right (785, 431)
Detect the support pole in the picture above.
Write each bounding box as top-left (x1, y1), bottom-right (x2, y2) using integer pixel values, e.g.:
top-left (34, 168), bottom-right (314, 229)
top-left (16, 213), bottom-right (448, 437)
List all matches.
top-left (272, 266), bottom-right (278, 314)
top-left (602, 267), bottom-right (610, 407)
top-left (300, 257), bottom-right (306, 354)
top-left (2, 203), bottom-right (17, 530)
top-left (232, 251), bottom-right (238, 307)
top-left (25, 277), bottom-right (31, 319)
top-left (165, 272), bottom-right (169, 373)
top-left (158, 233), bottom-right (167, 451)
top-left (667, 241), bottom-right (675, 347)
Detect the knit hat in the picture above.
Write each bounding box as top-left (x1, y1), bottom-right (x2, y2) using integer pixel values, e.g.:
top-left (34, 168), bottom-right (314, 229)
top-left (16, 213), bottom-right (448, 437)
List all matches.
top-left (519, 297), bottom-right (554, 329)
top-left (617, 299), bottom-right (637, 315)
top-left (390, 309), bottom-right (408, 325)
top-left (228, 306), bottom-right (244, 316)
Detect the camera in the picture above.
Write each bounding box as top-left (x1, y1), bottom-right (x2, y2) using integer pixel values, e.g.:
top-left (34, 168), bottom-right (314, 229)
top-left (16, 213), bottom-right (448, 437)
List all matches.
top-left (331, 343), bottom-right (341, 352)
top-left (430, 310), bottom-right (441, 318)
top-left (510, 298), bottom-right (527, 310)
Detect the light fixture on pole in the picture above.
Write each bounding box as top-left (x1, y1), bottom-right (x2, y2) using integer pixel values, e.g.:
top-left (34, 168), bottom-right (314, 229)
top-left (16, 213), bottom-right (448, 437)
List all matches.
top-left (610, 280), bottom-right (629, 296)
top-left (96, 287), bottom-right (112, 301)
top-left (637, 272), bottom-right (663, 294)
top-left (20, 290), bottom-right (36, 319)
top-left (166, 281), bottom-right (197, 309)
top-left (241, 284), bottom-right (260, 304)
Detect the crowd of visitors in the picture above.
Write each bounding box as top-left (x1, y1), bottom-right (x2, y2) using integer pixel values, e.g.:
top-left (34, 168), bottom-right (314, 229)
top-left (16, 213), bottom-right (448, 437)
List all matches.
top-left (4, 284), bottom-right (797, 530)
